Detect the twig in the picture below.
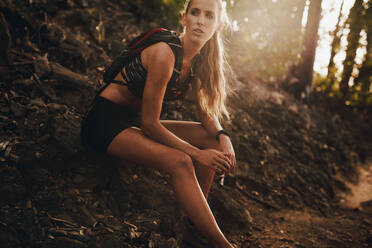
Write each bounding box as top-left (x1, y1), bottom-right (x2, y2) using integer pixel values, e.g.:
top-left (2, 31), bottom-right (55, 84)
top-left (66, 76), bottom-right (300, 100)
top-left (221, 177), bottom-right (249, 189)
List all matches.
top-left (48, 214), bottom-right (79, 227)
top-left (123, 220), bottom-right (137, 229)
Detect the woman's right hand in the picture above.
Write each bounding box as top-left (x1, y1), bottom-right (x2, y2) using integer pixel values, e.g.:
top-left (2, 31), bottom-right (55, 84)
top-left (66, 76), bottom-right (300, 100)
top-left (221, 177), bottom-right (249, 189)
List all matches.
top-left (193, 149), bottom-right (232, 174)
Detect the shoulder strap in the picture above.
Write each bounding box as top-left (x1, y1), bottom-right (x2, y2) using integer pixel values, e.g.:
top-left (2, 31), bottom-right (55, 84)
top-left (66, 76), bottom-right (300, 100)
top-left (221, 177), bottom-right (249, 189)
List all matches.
top-left (129, 28), bottom-right (183, 73)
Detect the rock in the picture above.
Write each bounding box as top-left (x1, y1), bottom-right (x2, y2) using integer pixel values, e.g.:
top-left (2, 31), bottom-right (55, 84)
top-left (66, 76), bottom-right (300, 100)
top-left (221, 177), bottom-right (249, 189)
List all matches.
top-left (271, 92), bottom-right (285, 105)
top-left (210, 185), bottom-right (253, 234)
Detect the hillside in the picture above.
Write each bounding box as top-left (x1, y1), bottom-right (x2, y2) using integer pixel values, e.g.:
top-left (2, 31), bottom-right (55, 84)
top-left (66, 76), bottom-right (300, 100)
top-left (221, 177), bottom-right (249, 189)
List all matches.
top-left (0, 1), bottom-right (371, 247)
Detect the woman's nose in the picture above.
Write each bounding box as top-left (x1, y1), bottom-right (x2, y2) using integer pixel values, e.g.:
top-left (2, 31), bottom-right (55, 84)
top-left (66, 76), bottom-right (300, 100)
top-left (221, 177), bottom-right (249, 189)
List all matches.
top-left (197, 14), bottom-right (205, 25)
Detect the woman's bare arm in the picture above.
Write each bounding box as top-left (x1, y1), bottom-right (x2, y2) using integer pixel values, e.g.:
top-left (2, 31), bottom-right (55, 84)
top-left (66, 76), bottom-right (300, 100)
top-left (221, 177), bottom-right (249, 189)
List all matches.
top-left (140, 42), bottom-right (200, 157)
top-left (193, 80), bottom-right (236, 173)
top-left (140, 43), bottom-right (231, 173)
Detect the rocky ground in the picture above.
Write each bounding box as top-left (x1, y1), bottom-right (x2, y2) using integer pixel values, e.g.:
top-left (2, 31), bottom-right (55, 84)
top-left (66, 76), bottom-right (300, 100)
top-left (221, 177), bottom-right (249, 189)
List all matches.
top-left (0, 1), bottom-right (371, 247)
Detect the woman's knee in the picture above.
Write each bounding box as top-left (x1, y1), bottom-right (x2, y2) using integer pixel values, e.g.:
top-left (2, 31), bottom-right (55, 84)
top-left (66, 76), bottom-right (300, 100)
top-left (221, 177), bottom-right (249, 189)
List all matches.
top-left (168, 152), bottom-right (195, 178)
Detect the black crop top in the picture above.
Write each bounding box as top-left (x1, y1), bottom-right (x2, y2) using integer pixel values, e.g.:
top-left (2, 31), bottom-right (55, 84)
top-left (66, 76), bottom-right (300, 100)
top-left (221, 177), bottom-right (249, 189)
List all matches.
top-left (117, 38), bottom-right (196, 101)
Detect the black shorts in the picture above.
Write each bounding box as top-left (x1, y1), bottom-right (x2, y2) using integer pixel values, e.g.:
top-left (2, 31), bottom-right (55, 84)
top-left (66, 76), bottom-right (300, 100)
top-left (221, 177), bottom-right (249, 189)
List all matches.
top-left (80, 96), bottom-right (141, 153)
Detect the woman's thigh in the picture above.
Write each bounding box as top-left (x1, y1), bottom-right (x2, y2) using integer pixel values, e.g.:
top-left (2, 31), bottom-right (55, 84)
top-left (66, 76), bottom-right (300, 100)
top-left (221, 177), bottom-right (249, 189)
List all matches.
top-left (161, 120), bottom-right (219, 150)
top-left (106, 127), bottom-right (193, 176)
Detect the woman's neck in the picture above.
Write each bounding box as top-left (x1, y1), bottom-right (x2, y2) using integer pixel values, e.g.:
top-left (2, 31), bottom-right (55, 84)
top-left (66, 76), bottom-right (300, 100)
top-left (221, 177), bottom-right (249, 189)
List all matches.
top-left (180, 35), bottom-right (203, 64)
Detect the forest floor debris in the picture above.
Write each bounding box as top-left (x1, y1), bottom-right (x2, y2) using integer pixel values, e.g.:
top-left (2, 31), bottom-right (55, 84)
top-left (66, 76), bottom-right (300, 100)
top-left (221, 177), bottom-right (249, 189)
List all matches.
top-left (0, 1), bottom-right (371, 247)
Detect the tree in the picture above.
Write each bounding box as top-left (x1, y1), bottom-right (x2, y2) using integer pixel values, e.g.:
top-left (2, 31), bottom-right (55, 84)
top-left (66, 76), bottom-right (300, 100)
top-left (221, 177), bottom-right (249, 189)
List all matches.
top-left (354, 0), bottom-right (372, 104)
top-left (327, 0), bottom-right (344, 89)
top-left (296, 0), bottom-right (323, 97)
top-left (339, 0), bottom-right (364, 97)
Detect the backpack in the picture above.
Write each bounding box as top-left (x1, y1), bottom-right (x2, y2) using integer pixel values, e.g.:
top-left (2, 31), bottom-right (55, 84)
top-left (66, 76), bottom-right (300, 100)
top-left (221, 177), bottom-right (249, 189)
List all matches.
top-left (102, 28), bottom-right (183, 86)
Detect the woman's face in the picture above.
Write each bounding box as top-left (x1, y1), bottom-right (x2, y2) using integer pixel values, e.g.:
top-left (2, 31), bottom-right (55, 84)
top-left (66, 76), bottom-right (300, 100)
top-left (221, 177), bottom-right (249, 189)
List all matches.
top-left (183, 0), bottom-right (221, 45)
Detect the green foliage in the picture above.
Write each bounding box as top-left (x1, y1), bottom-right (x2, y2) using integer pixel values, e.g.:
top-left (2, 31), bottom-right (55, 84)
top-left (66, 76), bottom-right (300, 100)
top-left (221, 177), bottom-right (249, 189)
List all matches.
top-left (133, 0), bottom-right (185, 28)
top-left (314, 74), bottom-right (372, 107)
top-left (339, 0), bottom-right (365, 96)
top-left (314, 0), bottom-right (372, 106)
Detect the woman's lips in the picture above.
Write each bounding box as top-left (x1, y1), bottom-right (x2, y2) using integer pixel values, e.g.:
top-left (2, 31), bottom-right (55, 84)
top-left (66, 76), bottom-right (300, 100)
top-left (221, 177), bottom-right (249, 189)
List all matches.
top-left (193, 29), bottom-right (204, 35)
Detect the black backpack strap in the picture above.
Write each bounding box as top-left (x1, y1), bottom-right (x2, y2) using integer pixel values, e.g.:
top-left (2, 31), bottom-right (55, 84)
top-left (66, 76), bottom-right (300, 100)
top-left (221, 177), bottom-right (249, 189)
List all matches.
top-left (102, 48), bottom-right (131, 84)
top-left (165, 32), bottom-right (183, 85)
top-left (102, 28), bottom-right (183, 94)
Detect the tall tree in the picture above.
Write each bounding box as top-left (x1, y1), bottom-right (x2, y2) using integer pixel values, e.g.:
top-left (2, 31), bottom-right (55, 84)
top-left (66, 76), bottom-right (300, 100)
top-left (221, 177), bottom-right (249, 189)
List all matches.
top-left (291, 0), bottom-right (307, 37)
top-left (327, 0), bottom-right (344, 87)
top-left (339, 0), bottom-right (364, 97)
top-left (354, 0), bottom-right (372, 103)
top-left (296, 0), bottom-right (323, 97)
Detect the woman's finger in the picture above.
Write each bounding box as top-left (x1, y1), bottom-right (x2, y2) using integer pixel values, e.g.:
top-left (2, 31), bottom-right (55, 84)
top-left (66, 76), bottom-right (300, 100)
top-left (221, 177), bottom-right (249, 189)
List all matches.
top-left (212, 158), bottom-right (229, 173)
top-left (226, 153), bottom-right (235, 168)
top-left (212, 163), bottom-right (224, 174)
top-left (214, 155), bottom-right (231, 171)
top-left (228, 155), bottom-right (236, 174)
top-left (217, 152), bottom-right (232, 167)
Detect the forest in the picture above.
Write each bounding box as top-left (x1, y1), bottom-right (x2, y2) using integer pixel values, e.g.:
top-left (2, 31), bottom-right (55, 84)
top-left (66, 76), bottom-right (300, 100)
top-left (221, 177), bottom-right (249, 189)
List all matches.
top-left (0, 0), bottom-right (371, 247)
top-left (127, 0), bottom-right (372, 106)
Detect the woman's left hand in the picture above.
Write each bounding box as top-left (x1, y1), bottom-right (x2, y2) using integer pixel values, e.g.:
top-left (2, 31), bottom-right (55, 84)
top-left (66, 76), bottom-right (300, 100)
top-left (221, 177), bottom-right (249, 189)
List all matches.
top-left (218, 135), bottom-right (236, 176)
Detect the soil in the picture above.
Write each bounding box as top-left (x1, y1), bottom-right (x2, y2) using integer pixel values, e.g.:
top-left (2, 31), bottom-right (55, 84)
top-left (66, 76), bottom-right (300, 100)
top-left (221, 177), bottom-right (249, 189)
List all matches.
top-left (0, 1), bottom-right (371, 247)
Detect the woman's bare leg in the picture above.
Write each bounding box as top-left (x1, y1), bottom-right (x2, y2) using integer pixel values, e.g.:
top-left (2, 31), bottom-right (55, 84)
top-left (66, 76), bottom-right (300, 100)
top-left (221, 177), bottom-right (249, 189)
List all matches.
top-left (106, 128), bottom-right (232, 248)
top-left (162, 120), bottom-right (229, 245)
top-left (162, 120), bottom-right (221, 199)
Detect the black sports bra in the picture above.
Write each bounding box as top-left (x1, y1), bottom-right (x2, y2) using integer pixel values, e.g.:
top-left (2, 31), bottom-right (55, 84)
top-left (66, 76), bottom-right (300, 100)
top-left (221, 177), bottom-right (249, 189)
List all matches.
top-left (120, 46), bottom-right (196, 101)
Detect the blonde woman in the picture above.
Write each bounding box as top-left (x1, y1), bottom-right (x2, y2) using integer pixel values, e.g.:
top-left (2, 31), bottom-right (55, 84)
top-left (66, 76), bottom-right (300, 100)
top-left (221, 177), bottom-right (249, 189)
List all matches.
top-left (81, 0), bottom-right (236, 247)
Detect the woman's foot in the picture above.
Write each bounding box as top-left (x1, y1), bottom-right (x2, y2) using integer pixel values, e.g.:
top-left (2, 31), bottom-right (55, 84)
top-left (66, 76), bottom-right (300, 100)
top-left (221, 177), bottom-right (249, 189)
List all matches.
top-left (180, 215), bottom-right (213, 248)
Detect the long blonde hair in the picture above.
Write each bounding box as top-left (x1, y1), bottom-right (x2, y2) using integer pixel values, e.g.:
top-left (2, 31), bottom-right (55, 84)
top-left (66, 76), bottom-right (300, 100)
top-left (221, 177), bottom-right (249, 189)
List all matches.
top-left (184, 0), bottom-right (232, 120)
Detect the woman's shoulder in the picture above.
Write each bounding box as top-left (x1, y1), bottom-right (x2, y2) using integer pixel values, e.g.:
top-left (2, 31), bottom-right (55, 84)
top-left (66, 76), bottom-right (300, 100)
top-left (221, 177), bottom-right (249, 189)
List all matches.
top-left (140, 42), bottom-right (175, 73)
top-left (138, 28), bottom-right (180, 69)
top-left (144, 42), bottom-right (175, 63)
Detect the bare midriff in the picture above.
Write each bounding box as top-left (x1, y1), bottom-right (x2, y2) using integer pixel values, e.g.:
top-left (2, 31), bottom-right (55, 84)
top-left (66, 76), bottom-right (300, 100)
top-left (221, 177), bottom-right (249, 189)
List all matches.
top-left (99, 68), bottom-right (142, 110)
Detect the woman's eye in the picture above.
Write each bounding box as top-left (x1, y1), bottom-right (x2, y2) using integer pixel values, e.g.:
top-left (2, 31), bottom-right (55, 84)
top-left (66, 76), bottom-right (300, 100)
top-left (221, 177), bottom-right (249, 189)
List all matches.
top-left (191, 9), bottom-right (199, 16)
top-left (206, 13), bottom-right (214, 19)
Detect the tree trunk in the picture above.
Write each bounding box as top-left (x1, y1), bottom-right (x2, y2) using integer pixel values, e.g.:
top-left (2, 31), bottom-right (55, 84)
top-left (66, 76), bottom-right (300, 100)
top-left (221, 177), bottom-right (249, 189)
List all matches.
top-left (327, 0), bottom-right (344, 87)
top-left (292, 0), bottom-right (307, 36)
top-left (297, 0), bottom-right (323, 98)
top-left (339, 0), bottom-right (364, 97)
top-left (354, 0), bottom-right (372, 103)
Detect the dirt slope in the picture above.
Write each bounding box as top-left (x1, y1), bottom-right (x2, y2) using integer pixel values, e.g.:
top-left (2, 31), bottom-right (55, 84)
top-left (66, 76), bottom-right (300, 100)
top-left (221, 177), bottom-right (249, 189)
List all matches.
top-left (0, 1), bottom-right (371, 247)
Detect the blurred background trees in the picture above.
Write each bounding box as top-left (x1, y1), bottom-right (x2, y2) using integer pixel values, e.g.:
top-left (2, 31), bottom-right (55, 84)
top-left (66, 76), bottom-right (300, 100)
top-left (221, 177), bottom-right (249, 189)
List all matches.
top-left (224, 0), bottom-right (371, 107)
top-left (2, 0), bottom-right (370, 107)
top-left (146, 0), bottom-right (372, 107)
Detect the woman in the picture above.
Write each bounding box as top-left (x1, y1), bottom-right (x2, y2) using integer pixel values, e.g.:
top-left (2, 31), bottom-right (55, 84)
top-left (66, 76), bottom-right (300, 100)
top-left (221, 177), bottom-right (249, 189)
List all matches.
top-left (81, 0), bottom-right (236, 247)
